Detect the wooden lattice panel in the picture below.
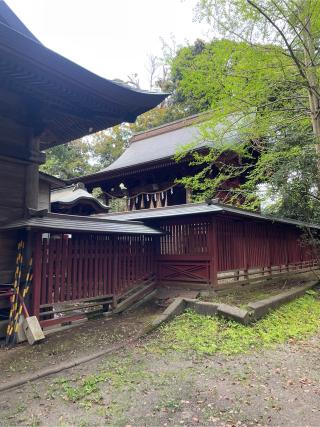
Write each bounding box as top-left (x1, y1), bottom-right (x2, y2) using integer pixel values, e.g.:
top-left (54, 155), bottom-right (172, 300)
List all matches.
top-left (158, 260), bottom-right (210, 283)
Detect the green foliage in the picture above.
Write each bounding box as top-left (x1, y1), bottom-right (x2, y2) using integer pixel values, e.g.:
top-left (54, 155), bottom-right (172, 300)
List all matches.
top-left (159, 310), bottom-right (218, 354)
top-left (173, 37), bottom-right (310, 206)
top-left (52, 357), bottom-right (150, 406)
top-left (91, 125), bottom-right (131, 169)
top-left (155, 294), bottom-right (320, 355)
top-left (60, 374), bottom-right (105, 402)
top-left (40, 139), bottom-right (95, 179)
top-left (171, 1), bottom-right (320, 222)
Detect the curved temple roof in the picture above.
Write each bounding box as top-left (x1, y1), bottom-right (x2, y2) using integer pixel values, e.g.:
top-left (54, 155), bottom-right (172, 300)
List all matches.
top-left (0, 1), bottom-right (168, 148)
top-left (51, 183), bottom-right (109, 214)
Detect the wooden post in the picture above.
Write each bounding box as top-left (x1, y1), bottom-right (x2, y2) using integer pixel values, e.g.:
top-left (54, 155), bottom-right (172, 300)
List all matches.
top-left (25, 135), bottom-right (41, 214)
top-left (209, 217), bottom-right (219, 289)
top-left (22, 229), bottom-right (33, 314)
top-left (267, 228), bottom-right (272, 276)
top-left (243, 223), bottom-right (249, 281)
top-left (111, 235), bottom-right (118, 309)
top-left (32, 232), bottom-right (42, 319)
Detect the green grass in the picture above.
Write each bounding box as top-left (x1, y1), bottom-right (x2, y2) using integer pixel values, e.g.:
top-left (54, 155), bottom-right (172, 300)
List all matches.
top-left (152, 293), bottom-right (320, 355)
top-left (49, 356), bottom-right (150, 409)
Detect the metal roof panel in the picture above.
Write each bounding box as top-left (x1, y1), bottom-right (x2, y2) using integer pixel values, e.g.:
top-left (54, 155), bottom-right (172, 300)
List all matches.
top-left (99, 202), bottom-right (320, 230)
top-left (0, 213), bottom-right (162, 235)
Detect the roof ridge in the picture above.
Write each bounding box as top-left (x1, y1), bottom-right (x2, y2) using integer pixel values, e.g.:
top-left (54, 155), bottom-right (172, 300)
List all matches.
top-left (130, 111), bottom-right (212, 143)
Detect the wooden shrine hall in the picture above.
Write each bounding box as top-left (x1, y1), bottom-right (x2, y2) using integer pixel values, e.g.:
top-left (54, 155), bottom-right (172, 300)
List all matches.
top-left (0, 0), bottom-right (319, 334)
top-left (0, 0), bottom-right (166, 331)
top-left (77, 113), bottom-right (251, 211)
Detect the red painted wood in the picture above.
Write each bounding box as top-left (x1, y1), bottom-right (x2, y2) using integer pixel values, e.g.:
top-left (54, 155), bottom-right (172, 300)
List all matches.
top-left (40, 238), bottom-right (48, 305)
top-left (35, 215), bottom-right (316, 316)
top-left (32, 232), bottom-right (42, 318)
top-left (40, 314), bottom-right (86, 328)
top-left (66, 236), bottom-right (73, 300)
top-left (60, 236), bottom-right (67, 302)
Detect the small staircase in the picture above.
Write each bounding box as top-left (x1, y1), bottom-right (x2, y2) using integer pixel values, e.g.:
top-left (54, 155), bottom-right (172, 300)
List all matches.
top-left (113, 275), bottom-right (156, 314)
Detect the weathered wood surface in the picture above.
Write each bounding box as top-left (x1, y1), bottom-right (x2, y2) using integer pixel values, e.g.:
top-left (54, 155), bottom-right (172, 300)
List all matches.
top-left (0, 101), bottom-right (42, 284)
top-left (155, 215), bottom-right (316, 287)
top-left (34, 233), bottom-right (155, 316)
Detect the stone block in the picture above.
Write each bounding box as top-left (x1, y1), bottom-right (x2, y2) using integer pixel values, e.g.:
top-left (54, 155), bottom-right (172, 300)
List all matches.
top-left (22, 316), bottom-right (45, 345)
top-left (217, 303), bottom-right (250, 324)
top-left (16, 315), bottom-right (27, 343)
top-left (184, 299), bottom-right (218, 316)
top-left (248, 281), bottom-right (318, 320)
top-left (151, 297), bottom-right (186, 328)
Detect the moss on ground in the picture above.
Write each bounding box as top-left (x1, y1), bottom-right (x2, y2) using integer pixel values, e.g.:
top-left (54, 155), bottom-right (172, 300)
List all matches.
top-left (200, 281), bottom-right (306, 307)
top-left (151, 292), bottom-right (320, 355)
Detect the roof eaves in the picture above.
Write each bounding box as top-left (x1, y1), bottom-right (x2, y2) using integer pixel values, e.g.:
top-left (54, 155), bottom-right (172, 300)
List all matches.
top-left (39, 172), bottom-right (66, 189)
top-left (100, 202), bottom-right (320, 230)
top-left (0, 213), bottom-right (163, 235)
top-left (52, 195), bottom-right (109, 211)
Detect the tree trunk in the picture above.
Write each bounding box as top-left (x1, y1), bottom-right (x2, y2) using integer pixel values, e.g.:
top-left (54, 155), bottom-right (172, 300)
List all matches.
top-left (302, 15), bottom-right (320, 177)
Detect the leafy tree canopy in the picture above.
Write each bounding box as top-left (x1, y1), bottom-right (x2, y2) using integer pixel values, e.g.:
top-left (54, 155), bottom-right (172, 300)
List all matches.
top-left (40, 139), bottom-right (95, 180)
top-left (176, 0), bottom-right (320, 223)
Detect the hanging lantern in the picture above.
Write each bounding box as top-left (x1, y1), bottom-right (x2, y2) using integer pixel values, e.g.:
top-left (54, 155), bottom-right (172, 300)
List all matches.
top-left (146, 194), bottom-right (149, 201)
top-left (170, 187), bottom-right (174, 194)
top-left (161, 192), bottom-right (164, 199)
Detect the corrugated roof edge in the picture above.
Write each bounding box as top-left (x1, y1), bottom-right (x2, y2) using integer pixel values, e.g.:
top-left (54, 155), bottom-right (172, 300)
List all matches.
top-left (0, 212), bottom-right (163, 235)
top-left (100, 202), bottom-right (320, 230)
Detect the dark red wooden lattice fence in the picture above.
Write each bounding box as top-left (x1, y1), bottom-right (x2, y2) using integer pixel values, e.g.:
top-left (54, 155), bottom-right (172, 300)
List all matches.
top-left (32, 233), bottom-right (154, 318)
top-left (156, 216), bottom-right (316, 285)
top-left (31, 213), bottom-right (318, 323)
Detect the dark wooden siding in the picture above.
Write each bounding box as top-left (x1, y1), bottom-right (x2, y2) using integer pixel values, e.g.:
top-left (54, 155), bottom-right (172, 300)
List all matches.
top-left (38, 180), bottom-right (50, 211)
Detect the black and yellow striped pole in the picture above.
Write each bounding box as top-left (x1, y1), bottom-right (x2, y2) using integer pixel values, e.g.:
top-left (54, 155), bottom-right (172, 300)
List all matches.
top-left (11, 257), bottom-right (33, 345)
top-left (5, 241), bottom-right (24, 346)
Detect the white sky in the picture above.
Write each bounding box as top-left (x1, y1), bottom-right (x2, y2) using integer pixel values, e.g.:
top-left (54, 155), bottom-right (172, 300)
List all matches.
top-left (6, 0), bottom-right (209, 89)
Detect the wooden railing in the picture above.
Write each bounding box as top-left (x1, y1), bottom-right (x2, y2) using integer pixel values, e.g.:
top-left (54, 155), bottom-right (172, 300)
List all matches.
top-left (217, 259), bottom-right (319, 287)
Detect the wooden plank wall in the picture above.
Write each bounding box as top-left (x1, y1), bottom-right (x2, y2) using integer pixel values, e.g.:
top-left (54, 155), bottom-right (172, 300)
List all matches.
top-left (0, 88), bottom-right (42, 284)
top-left (34, 233), bottom-right (155, 310)
top-left (155, 215), bottom-right (316, 286)
top-left (0, 130), bottom-right (28, 283)
top-left (216, 219), bottom-right (313, 271)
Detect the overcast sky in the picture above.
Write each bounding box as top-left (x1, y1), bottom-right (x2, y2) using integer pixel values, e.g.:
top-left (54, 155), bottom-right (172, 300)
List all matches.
top-left (6, 0), bottom-right (209, 89)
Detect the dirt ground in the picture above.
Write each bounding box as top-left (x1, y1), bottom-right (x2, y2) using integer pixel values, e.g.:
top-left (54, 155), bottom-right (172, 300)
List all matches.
top-left (1, 305), bottom-right (320, 427)
top-left (0, 304), bottom-right (161, 384)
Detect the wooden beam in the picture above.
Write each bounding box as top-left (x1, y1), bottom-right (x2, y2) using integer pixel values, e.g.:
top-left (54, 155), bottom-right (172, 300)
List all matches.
top-left (31, 232), bottom-right (42, 318)
top-left (209, 217), bottom-right (219, 289)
